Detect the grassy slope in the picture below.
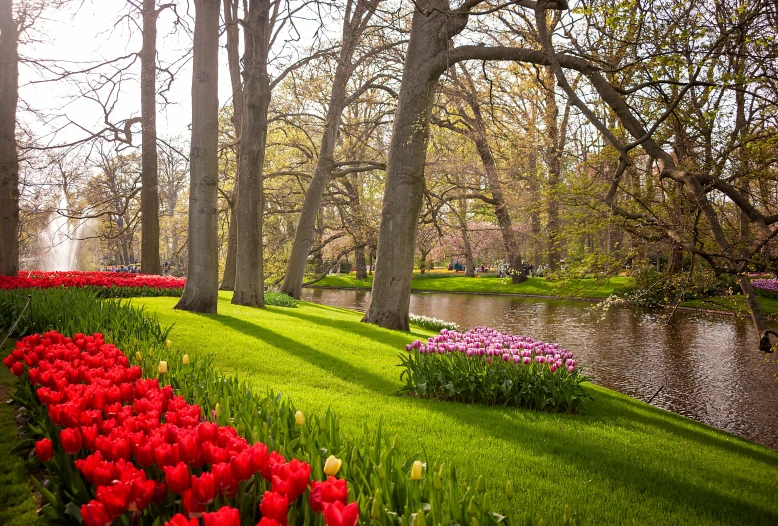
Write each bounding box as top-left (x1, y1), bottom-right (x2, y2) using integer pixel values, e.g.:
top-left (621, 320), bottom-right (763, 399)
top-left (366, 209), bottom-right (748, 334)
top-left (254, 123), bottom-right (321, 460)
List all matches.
top-left (134, 292), bottom-right (778, 526)
top-left (311, 274), bottom-right (633, 299)
top-left (680, 295), bottom-right (778, 316)
top-left (0, 343), bottom-right (38, 525)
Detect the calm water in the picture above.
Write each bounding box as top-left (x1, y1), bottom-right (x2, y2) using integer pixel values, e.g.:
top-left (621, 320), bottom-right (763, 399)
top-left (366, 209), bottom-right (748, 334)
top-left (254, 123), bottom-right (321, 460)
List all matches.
top-left (301, 288), bottom-right (778, 450)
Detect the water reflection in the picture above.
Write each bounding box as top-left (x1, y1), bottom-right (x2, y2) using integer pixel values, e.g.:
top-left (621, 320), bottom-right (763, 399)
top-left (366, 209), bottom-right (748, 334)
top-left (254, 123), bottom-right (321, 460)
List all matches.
top-left (301, 288), bottom-right (778, 450)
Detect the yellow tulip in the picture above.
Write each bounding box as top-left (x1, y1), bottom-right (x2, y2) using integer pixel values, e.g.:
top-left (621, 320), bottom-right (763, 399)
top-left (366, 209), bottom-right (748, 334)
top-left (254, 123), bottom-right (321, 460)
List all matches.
top-left (182, 354), bottom-right (190, 365)
top-left (295, 410), bottom-right (304, 426)
top-left (135, 351), bottom-right (142, 362)
top-left (411, 460), bottom-right (423, 481)
top-left (158, 361), bottom-right (168, 374)
top-left (323, 455), bottom-right (342, 476)
top-left (214, 403), bottom-right (221, 417)
top-left (166, 340), bottom-right (173, 349)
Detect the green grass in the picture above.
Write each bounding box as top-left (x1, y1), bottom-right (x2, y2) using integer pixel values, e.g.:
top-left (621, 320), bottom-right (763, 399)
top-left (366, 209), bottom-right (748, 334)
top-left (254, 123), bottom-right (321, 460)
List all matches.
top-left (0, 341), bottom-right (38, 526)
top-left (133, 292), bottom-right (778, 525)
top-left (311, 274), bottom-right (634, 299)
top-left (680, 295), bottom-right (778, 317)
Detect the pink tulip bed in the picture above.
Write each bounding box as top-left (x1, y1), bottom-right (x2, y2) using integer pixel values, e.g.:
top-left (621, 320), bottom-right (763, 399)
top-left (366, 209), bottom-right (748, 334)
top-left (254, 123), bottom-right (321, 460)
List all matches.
top-left (752, 278), bottom-right (778, 299)
top-left (0, 288), bottom-right (541, 526)
top-left (398, 327), bottom-right (590, 412)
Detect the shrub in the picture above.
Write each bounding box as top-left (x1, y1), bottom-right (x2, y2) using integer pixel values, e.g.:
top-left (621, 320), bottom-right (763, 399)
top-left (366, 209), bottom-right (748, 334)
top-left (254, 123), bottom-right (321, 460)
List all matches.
top-left (0, 288), bottom-right (575, 525)
top-left (408, 313), bottom-right (458, 331)
top-left (264, 292), bottom-right (299, 308)
top-left (399, 327), bottom-right (590, 413)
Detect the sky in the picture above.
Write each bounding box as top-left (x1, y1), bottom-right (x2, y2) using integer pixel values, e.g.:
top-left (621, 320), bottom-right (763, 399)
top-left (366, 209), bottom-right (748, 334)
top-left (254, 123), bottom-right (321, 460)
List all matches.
top-left (18, 0), bottom-right (330, 150)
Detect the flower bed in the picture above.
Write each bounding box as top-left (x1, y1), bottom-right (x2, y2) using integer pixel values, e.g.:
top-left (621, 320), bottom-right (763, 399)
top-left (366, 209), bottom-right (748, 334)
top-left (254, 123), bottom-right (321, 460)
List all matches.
top-left (1, 271), bottom-right (185, 297)
top-left (0, 271), bottom-right (298, 306)
top-left (399, 327), bottom-right (590, 412)
top-left (0, 288), bottom-right (560, 525)
top-left (752, 278), bottom-right (778, 299)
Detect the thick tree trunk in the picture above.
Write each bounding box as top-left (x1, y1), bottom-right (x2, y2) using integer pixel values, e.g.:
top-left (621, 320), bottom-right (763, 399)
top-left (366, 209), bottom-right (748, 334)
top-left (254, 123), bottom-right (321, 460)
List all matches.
top-left (219, 0), bottom-right (243, 291)
top-left (281, 3), bottom-right (371, 299)
top-left (355, 246), bottom-right (367, 279)
top-left (140, 0), bottom-right (160, 275)
top-left (0, 0), bottom-right (19, 276)
top-left (232, 0), bottom-right (270, 308)
top-left (543, 67), bottom-right (562, 271)
top-left (175, 0), bottom-right (220, 313)
top-left (362, 1), bottom-right (451, 330)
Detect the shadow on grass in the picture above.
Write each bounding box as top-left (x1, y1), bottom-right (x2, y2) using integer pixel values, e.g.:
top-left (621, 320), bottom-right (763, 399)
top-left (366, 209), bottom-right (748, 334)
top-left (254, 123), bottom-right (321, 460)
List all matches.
top-left (198, 312), bottom-right (399, 395)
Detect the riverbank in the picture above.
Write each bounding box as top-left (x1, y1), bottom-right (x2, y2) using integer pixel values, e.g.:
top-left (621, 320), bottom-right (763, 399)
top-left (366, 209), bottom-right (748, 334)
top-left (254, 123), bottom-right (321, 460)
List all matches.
top-left (310, 274), bottom-right (778, 317)
top-left (128, 292), bottom-right (778, 525)
top-left (680, 294), bottom-right (778, 317)
top-left (309, 274), bottom-right (634, 299)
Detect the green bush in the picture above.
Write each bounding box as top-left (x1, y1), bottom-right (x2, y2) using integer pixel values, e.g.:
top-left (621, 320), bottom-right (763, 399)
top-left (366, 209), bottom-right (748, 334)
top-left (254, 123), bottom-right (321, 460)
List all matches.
top-left (264, 291), bottom-right (299, 308)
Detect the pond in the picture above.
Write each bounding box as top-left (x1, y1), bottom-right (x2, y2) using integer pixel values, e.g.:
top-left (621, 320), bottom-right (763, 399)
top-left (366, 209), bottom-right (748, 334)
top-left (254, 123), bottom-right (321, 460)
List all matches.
top-left (301, 288), bottom-right (778, 450)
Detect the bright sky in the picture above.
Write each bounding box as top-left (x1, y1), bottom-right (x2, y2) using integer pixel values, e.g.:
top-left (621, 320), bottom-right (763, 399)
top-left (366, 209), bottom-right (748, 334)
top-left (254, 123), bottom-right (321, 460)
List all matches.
top-left (18, 0), bottom-right (329, 149)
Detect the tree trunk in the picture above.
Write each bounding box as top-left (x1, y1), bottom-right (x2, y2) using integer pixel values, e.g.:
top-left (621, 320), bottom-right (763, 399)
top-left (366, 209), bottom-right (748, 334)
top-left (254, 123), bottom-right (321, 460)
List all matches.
top-left (355, 246), bottom-right (367, 279)
top-left (543, 67), bottom-right (562, 271)
top-left (175, 0), bottom-right (220, 313)
top-left (280, 2), bottom-right (372, 299)
top-left (140, 0), bottom-right (160, 275)
top-left (219, 0), bottom-right (243, 291)
top-left (527, 147), bottom-right (542, 269)
top-left (362, 0), bottom-right (452, 330)
top-left (232, 0), bottom-right (270, 308)
top-left (462, 226), bottom-right (475, 277)
top-left (0, 0), bottom-right (19, 277)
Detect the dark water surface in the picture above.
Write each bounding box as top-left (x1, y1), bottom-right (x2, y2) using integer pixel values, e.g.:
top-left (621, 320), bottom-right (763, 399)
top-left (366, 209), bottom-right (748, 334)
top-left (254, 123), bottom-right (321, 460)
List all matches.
top-left (301, 288), bottom-right (778, 450)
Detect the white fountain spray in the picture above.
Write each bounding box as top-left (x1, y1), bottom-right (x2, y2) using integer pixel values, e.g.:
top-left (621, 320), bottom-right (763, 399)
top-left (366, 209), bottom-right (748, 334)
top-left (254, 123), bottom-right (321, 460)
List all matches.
top-left (41, 192), bottom-right (83, 271)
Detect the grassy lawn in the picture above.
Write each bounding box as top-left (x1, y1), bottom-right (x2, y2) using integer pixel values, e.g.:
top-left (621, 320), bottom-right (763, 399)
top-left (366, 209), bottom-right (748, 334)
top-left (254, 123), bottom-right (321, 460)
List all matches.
top-left (133, 292), bottom-right (778, 525)
top-left (0, 341), bottom-right (38, 526)
top-left (311, 273), bottom-right (634, 299)
top-left (680, 294), bottom-right (778, 317)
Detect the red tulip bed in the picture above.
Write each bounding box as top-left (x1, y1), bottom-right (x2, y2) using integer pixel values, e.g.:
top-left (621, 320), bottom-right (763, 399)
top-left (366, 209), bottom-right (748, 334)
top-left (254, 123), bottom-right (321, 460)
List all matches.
top-left (0, 271), bottom-right (185, 297)
top-left (3, 331), bottom-right (356, 526)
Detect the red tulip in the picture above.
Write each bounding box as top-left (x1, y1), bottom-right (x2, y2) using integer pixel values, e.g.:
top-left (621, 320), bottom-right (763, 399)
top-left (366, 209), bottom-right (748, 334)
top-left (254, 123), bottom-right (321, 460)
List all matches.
top-left (262, 451), bottom-right (286, 481)
top-left (96, 482), bottom-right (131, 518)
top-left (164, 462), bottom-right (191, 495)
top-left (197, 422), bottom-right (218, 445)
top-left (257, 519), bottom-right (284, 526)
top-left (260, 491), bottom-right (289, 526)
top-left (203, 506), bottom-right (241, 526)
top-left (182, 489), bottom-right (206, 519)
top-left (230, 452), bottom-right (254, 482)
top-left (128, 478), bottom-right (156, 512)
top-left (271, 459), bottom-right (311, 501)
top-left (60, 427), bottom-right (82, 454)
top-left (191, 472), bottom-right (217, 504)
top-left (35, 438), bottom-right (53, 462)
top-left (309, 477), bottom-right (348, 513)
top-left (212, 462), bottom-right (233, 492)
top-left (165, 513), bottom-right (200, 526)
top-left (323, 501), bottom-right (360, 526)
top-left (10, 361), bottom-right (24, 376)
top-left (155, 442), bottom-right (180, 468)
top-left (132, 440), bottom-right (155, 467)
top-left (80, 424), bottom-right (100, 450)
top-left (248, 442), bottom-right (269, 474)
top-left (81, 501), bottom-right (111, 526)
